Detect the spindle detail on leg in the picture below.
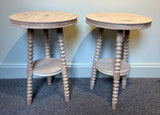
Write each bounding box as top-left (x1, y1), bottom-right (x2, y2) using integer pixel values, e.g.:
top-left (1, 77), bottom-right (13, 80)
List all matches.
top-left (27, 29), bottom-right (34, 105)
top-left (57, 28), bottom-right (70, 102)
top-left (44, 29), bottom-right (52, 85)
top-left (90, 28), bottom-right (104, 90)
top-left (112, 30), bottom-right (123, 110)
top-left (122, 30), bottom-right (130, 89)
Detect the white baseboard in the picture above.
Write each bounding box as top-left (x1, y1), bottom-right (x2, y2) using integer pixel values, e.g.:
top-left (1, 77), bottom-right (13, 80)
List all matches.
top-left (0, 63), bottom-right (160, 78)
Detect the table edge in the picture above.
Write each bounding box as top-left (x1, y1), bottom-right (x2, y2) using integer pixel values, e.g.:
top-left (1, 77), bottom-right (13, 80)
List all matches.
top-left (86, 18), bottom-right (152, 30)
top-left (9, 18), bottom-right (77, 29)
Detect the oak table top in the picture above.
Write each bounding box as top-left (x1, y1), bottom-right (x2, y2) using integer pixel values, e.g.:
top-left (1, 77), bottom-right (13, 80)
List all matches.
top-left (9, 11), bottom-right (77, 29)
top-left (86, 12), bottom-right (152, 30)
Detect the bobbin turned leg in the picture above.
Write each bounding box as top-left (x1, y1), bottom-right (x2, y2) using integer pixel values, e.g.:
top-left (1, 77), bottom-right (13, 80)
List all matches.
top-left (90, 28), bottom-right (104, 90)
top-left (57, 28), bottom-right (70, 102)
top-left (43, 29), bottom-right (52, 85)
top-left (27, 29), bottom-right (34, 105)
top-left (122, 30), bottom-right (130, 89)
top-left (112, 30), bottom-right (123, 110)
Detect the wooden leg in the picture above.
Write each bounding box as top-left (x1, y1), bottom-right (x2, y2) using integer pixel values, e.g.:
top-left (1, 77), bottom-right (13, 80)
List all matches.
top-left (122, 30), bottom-right (130, 89)
top-left (112, 30), bottom-right (123, 110)
top-left (44, 29), bottom-right (52, 85)
top-left (57, 28), bottom-right (70, 102)
top-left (90, 28), bottom-right (103, 90)
top-left (27, 29), bottom-right (34, 105)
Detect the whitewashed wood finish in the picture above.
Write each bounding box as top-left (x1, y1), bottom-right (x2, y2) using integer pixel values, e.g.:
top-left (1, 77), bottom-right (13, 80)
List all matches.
top-left (44, 29), bottom-right (52, 85)
top-left (57, 28), bottom-right (70, 102)
top-left (122, 30), bottom-right (130, 89)
top-left (27, 29), bottom-right (34, 105)
top-left (90, 28), bottom-right (104, 90)
top-left (96, 58), bottom-right (130, 76)
top-left (44, 29), bottom-right (51, 58)
top-left (86, 12), bottom-right (152, 110)
top-left (33, 58), bottom-right (61, 76)
top-left (86, 12), bottom-right (152, 30)
top-left (9, 11), bottom-right (77, 105)
top-left (9, 11), bottom-right (77, 29)
top-left (112, 30), bottom-right (123, 110)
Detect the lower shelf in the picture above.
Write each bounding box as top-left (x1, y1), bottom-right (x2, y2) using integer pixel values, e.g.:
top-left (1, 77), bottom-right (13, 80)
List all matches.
top-left (33, 58), bottom-right (62, 77)
top-left (96, 58), bottom-right (130, 76)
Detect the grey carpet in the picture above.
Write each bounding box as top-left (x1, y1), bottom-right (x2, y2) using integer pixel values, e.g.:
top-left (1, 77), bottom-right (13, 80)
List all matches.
top-left (0, 78), bottom-right (160, 115)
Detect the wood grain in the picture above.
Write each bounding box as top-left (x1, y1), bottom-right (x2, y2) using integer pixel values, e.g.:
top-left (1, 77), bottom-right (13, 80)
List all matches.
top-left (122, 30), bottom-right (130, 89)
top-left (27, 29), bottom-right (34, 105)
top-left (44, 29), bottom-right (52, 85)
top-left (9, 11), bottom-right (77, 29)
top-left (86, 12), bottom-right (152, 30)
top-left (112, 30), bottom-right (123, 110)
top-left (90, 28), bottom-right (103, 90)
top-left (57, 28), bottom-right (70, 102)
top-left (96, 58), bottom-right (130, 76)
top-left (33, 58), bottom-right (62, 76)
top-left (10, 11), bottom-right (75, 105)
top-left (87, 12), bottom-right (152, 110)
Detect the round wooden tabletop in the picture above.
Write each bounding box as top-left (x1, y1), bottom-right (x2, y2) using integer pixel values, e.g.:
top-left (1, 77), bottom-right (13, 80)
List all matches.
top-left (9, 11), bottom-right (77, 29)
top-left (86, 12), bottom-right (152, 30)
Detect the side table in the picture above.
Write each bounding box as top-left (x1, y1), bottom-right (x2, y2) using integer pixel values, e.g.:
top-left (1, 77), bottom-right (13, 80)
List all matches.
top-left (9, 11), bottom-right (77, 105)
top-left (86, 12), bottom-right (152, 109)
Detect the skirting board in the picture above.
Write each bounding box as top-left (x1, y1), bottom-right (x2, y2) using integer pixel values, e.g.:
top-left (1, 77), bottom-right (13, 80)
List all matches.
top-left (0, 63), bottom-right (160, 78)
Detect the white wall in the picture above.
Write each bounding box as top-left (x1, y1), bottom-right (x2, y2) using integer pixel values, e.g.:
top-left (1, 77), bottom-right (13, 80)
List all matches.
top-left (0, 0), bottom-right (160, 78)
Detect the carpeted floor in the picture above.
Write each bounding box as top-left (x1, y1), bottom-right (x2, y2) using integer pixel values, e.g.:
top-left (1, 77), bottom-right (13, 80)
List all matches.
top-left (0, 78), bottom-right (160, 115)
